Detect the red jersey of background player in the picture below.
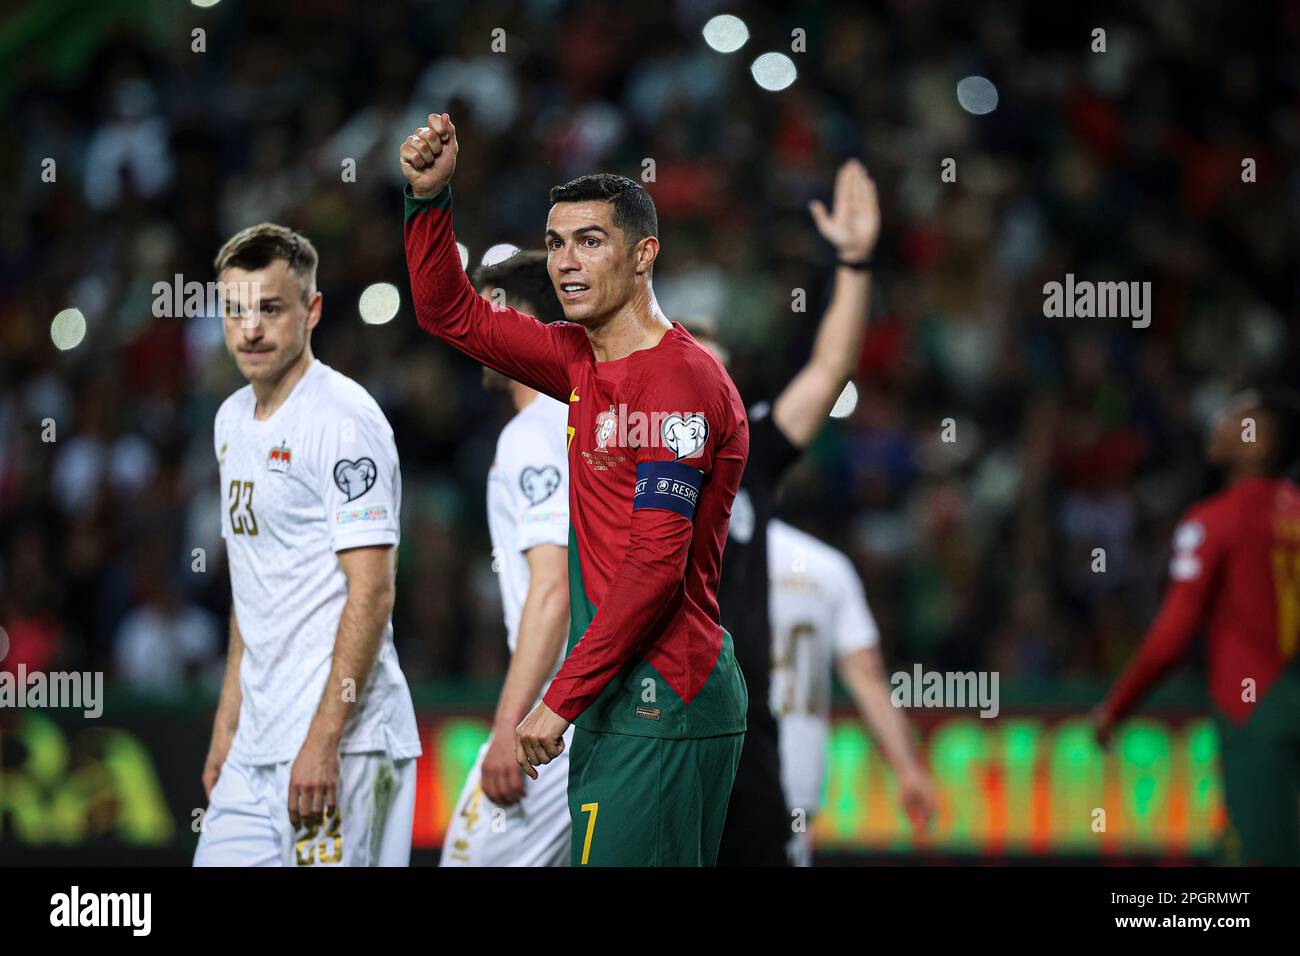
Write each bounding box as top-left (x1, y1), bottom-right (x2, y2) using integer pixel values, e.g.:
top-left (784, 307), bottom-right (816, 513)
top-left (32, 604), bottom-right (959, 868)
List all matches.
top-left (1101, 475), bottom-right (1300, 725)
top-left (404, 185), bottom-right (749, 738)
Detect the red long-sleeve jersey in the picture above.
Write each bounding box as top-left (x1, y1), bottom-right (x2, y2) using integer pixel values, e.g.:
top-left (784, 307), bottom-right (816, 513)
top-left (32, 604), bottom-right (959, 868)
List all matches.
top-left (1102, 476), bottom-right (1300, 725)
top-left (404, 184), bottom-right (749, 738)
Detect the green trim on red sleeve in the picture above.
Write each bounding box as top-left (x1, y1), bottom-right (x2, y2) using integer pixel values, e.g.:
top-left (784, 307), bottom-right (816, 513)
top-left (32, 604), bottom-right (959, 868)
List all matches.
top-left (403, 183), bottom-right (451, 222)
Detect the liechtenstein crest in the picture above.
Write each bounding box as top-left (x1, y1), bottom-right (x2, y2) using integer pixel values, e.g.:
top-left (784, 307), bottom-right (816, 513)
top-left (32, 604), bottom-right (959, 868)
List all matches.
top-left (267, 440), bottom-right (292, 473)
top-left (594, 405), bottom-right (618, 452)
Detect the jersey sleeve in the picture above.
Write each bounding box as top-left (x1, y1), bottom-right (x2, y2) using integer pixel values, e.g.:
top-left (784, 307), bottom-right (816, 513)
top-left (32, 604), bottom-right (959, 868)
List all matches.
top-left (312, 398), bottom-right (402, 553)
top-left (747, 400), bottom-right (802, 488)
top-left (831, 553), bottom-right (879, 658)
top-left (1101, 504), bottom-right (1226, 722)
top-left (542, 363), bottom-right (726, 722)
top-left (627, 365), bottom-right (720, 520)
top-left (403, 183), bottom-right (584, 403)
top-left (498, 421), bottom-right (569, 553)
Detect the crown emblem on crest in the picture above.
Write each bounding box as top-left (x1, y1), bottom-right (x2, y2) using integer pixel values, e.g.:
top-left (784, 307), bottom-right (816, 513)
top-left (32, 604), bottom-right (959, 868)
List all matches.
top-left (267, 440), bottom-right (292, 473)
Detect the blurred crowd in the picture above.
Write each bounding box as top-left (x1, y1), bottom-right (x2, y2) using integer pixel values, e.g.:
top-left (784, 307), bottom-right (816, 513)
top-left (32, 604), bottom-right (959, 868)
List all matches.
top-left (1, 0), bottom-right (1297, 693)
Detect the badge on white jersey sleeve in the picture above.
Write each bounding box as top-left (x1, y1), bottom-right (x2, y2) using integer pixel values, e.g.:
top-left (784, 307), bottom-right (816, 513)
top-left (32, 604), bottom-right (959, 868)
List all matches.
top-left (317, 406), bottom-right (401, 552)
top-left (501, 428), bottom-right (569, 553)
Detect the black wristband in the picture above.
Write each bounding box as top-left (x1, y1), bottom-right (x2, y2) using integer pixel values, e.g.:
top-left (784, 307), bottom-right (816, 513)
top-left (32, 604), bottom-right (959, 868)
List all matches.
top-left (836, 255), bottom-right (874, 271)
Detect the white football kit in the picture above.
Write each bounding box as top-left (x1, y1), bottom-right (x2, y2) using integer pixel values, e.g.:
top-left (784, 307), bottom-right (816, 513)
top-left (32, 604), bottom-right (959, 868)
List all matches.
top-left (441, 394), bottom-right (572, 867)
top-left (768, 519), bottom-right (878, 866)
top-left (195, 359), bottom-right (422, 867)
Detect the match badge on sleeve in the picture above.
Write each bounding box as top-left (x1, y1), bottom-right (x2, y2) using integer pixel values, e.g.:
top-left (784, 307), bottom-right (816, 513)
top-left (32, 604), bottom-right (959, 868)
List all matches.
top-left (662, 413), bottom-right (709, 462)
top-left (334, 457), bottom-right (377, 501)
top-left (267, 440), bottom-right (292, 473)
top-left (520, 465), bottom-right (561, 506)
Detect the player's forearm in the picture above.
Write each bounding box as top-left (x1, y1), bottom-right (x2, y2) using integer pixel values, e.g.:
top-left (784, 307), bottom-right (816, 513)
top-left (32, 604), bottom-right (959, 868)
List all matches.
top-left (543, 515), bottom-right (692, 721)
top-left (494, 579), bottom-right (570, 733)
top-left (404, 185), bottom-right (565, 401)
top-left (213, 611), bottom-right (244, 737)
top-left (308, 581), bottom-right (394, 743)
top-left (840, 650), bottom-right (923, 778)
top-left (810, 267), bottom-right (872, 383)
top-left (403, 184), bottom-right (486, 345)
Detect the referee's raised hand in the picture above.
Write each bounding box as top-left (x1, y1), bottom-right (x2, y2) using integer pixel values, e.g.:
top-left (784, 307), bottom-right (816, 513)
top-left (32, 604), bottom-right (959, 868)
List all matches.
top-left (807, 159), bottom-right (879, 262)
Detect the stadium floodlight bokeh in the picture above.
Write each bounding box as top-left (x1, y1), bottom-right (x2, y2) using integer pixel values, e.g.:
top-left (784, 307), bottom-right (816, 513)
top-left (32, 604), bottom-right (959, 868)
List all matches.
top-left (49, 309), bottom-right (87, 351)
top-left (751, 52), bottom-right (798, 91)
top-left (358, 282), bottom-right (401, 325)
top-left (830, 380), bottom-right (858, 419)
top-left (702, 15), bottom-right (750, 54)
top-left (480, 243), bottom-right (522, 268)
top-left (956, 76), bottom-right (999, 115)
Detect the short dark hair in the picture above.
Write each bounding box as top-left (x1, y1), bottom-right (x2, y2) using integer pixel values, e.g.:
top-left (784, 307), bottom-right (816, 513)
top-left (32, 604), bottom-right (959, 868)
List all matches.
top-left (548, 174), bottom-right (658, 249)
top-left (214, 223), bottom-right (318, 304)
top-left (472, 251), bottom-right (565, 324)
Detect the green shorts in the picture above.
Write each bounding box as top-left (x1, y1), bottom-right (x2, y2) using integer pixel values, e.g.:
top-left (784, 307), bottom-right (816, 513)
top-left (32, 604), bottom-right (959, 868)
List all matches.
top-left (567, 726), bottom-right (744, 866)
top-left (1217, 661), bottom-right (1300, 866)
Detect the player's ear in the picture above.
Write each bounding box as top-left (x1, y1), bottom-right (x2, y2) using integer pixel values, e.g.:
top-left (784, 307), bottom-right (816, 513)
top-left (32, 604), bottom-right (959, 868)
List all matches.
top-left (635, 235), bottom-right (659, 277)
top-left (306, 290), bottom-right (323, 332)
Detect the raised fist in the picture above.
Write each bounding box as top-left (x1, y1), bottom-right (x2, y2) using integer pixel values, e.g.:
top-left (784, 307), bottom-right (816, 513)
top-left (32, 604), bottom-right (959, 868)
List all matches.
top-left (399, 112), bottom-right (459, 198)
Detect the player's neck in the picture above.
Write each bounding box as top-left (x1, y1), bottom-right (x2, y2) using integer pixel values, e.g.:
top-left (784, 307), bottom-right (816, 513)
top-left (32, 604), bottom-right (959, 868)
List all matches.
top-left (586, 290), bottom-right (672, 363)
top-left (251, 346), bottom-right (315, 421)
top-left (510, 381), bottom-right (540, 412)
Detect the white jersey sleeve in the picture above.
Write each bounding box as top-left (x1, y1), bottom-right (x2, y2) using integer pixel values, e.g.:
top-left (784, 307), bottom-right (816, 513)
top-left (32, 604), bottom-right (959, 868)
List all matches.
top-left (310, 395), bottom-right (401, 553)
top-left (497, 405), bottom-right (569, 555)
top-left (830, 551), bottom-right (879, 659)
top-left (487, 395), bottom-right (570, 661)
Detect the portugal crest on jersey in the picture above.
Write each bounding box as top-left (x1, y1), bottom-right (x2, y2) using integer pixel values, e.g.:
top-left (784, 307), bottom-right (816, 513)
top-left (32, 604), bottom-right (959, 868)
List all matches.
top-left (267, 441), bottom-right (292, 473)
top-left (594, 405), bottom-right (618, 452)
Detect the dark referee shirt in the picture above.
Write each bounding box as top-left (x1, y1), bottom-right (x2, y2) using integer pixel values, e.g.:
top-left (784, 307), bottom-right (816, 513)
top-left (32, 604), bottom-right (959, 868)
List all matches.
top-left (716, 400), bottom-right (802, 866)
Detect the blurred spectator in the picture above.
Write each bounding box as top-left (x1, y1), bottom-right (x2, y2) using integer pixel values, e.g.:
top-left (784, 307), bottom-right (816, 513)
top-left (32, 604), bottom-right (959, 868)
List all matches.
top-left (114, 572), bottom-right (221, 692)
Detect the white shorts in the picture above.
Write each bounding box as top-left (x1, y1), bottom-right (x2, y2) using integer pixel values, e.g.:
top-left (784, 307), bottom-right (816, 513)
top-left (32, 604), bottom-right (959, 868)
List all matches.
top-left (194, 752), bottom-right (416, 867)
top-left (440, 726), bottom-right (572, 867)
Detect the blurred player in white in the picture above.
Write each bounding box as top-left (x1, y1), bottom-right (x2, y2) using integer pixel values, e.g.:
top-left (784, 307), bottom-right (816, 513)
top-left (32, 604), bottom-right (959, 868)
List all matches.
top-left (441, 251), bottom-right (572, 866)
top-left (196, 223), bottom-right (422, 867)
top-left (768, 519), bottom-right (937, 865)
